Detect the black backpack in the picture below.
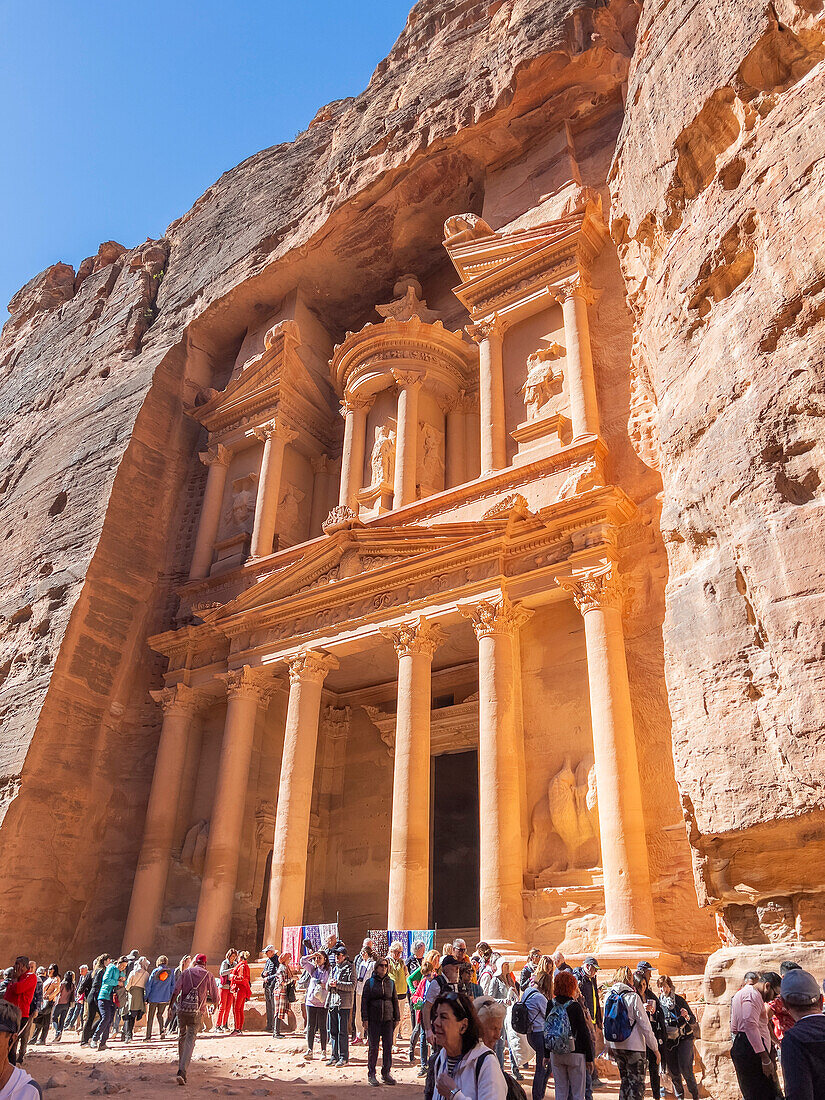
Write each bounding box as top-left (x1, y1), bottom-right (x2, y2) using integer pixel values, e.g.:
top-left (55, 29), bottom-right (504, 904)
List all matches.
top-left (511, 989), bottom-right (539, 1035)
top-left (476, 1051), bottom-right (528, 1100)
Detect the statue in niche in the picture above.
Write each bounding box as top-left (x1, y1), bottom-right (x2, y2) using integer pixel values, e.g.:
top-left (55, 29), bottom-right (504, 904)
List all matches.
top-left (370, 423), bottom-right (396, 488)
top-left (527, 756), bottom-right (600, 875)
top-left (224, 474), bottom-right (258, 533)
top-left (181, 819), bottom-right (209, 877)
top-left (418, 422), bottom-right (444, 497)
top-left (521, 345), bottom-right (564, 421)
top-left (278, 483), bottom-right (306, 544)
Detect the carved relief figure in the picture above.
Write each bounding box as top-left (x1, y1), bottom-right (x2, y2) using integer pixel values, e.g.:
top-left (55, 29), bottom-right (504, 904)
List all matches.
top-left (224, 474), bottom-right (258, 533)
top-left (370, 423), bottom-right (396, 488)
top-left (418, 422), bottom-right (445, 497)
top-left (181, 820), bottom-right (209, 877)
top-left (277, 483), bottom-right (306, 544)
top-left (527, 756), bottom-right (600, 875)
top-left (521, 345), bottom-right (564, 421)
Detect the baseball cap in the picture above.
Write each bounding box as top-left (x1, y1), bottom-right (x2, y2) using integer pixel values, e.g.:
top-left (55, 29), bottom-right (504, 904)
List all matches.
top-left (334, 943), bottom-right (347, 955)
top-left (637, 960), bottom-right (653, 971)
top-left (584, 957), bottom-right (600, 969)
top-left (441, 954), bottom-right (460, 968)
top-left (780, 968), bottom-right (821, 1005)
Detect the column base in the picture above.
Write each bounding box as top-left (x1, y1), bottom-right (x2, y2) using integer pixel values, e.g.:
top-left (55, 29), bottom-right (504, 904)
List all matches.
top-left (594, 934), bottom-right (681, 974)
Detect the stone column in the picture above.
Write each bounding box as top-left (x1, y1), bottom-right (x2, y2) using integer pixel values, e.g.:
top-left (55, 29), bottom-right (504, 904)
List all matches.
top-left (250, 421), bottom-right (298, 559)
top-left (189, 444), bottom-right (231, 580)
top-left (265, 649), bottom-right (338, 946)
top-left (392, 370), bottom-right (423, 508)
top-left (192, 667), bottom-right (272, 958)
top-left (309, 455), bottom-right (331, 537)
top-left (557, 561), bottom-right (674, 965)
top-left (123, 684), bottom-right (200, 952)
top-left (443, 391), bottom-right (467, 488)
top-left (380, 617), bottom-right (445, 930)
top-left (468, 317), bottom-right (506, 475)
top-left (556, 279), bottom-right (600, 440)
top-left (338, 396), bottom-right (370, 510)
top-left (460, 594), bottom-right (531, 952)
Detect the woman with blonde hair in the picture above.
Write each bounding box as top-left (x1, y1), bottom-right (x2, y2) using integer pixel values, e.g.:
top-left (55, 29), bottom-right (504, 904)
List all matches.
top-left (230, 951), bottom-right (252, 1036)
top-left (387, 941), bottom-right (409, 1051)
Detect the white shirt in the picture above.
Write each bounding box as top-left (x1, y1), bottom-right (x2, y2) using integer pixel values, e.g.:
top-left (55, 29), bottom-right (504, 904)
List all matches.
top-left (0, 1065), bottom-right (41, 1099)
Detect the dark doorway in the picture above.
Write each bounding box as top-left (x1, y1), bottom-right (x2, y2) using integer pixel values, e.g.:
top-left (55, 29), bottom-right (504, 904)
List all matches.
top-left (255, 850), bottom-right (272, 956)
top-left (432, 750), bottom-right (479, 929)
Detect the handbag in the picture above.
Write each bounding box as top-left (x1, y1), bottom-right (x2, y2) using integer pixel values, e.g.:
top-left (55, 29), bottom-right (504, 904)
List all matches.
top-left (286, 980), bottom-right (297, 1004)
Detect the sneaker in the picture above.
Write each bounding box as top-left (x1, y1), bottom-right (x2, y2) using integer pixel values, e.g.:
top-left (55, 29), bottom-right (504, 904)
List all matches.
top-left (417, 1067), bottom-right (428, 1078)
top-left (336, 1059), bottom-right (348, 1067)
top-left (352, 1036), bottom-right (363, 1046)
top-left (176, 1071), bottom-right (186, 1086)
top-left (325, 1058), bottom-right (337, 1066)
top-left (97, 1043), bottom-right (108, 1051)
top-left (368, 1075), bottom-right (380, 1087)
top-left (382, 1075), bottom-right (397, 1085)
top-left (304, 1051), bottom-right (314, 1060)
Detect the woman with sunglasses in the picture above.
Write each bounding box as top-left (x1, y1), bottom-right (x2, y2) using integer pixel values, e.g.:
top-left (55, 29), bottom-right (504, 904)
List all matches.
top-left (429, 991), bottom-right (506, 1100)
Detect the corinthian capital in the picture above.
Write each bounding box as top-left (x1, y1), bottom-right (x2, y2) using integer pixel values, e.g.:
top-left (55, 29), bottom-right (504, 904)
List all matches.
top-left (221, 665), bottom-right (273, 705)
top-left (556, 560), bottom-right (623, 615)
top-left (253, 420), bottom-right (299, 446)
top-left (287, 649), bottom-right (339, 687)
top-left (380, 616), bottom-right (446, 659)
top-left (149, 682), bottom-right (200, 715)
top-left (458, 593), bottom-right (532, 639)
top-left (554, 276), bottom-right (597, 306)
top-left (391, 369), bottom-right (424, 389)
top-left (199, 443), bottom-right (231, 469)
top-left (340, 393), bottom-right (373, 418)
top-left (465, 315), bottom-right (503, 343)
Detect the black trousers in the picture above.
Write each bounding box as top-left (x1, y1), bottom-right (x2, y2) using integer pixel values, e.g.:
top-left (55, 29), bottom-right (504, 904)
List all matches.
top-left (368, 1019), bottom-right (394, 1078)
top-left (646, 1046), bottom-right (661, 1098)
top-left (730, 1034), bottom-right (781, 1100)
top-left (81, 999), bottom-right (101, 1045)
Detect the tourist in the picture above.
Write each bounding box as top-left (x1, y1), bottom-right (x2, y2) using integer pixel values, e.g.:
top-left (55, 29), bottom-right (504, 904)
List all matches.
top-left (387, 941), bottom-right (409, 1051)
top-left (425, 953), bottom-right (460, 1049)
top-left (603, 966), bottom-right (658, 1100)
top-left (3, 957), bottom-right (37, 1065)
top-left (768, 962), bottom-right (800, 1044)
top-left (552, 950), bottom-right (572, 974)
top-left (30, 963), bottom-right (59, 1045)
top-left (430, 991), bottom-right (507, 1100)
top-left (80, 954), bottom-right (109, 1047)
top-left (520, 950), bottom-right (541, 993)
top-left (144, 955), bottom-right (174, 1040)
top-left (270, 951), bottom-right (296, 1038)
top-left (261, 944), bottom-right (279, 1034)
top-left (301, 948), bottom-right (330, 1059)
top-left (51, 970), bottom-right (75, 1041)
top-left (229, 951), bottom-right (252, 1036)
top-left (91, 955), bottom-right (127, 1050)
top-left (406, 940), bottom-right (426, 1059)
top-left (485, 959), bottom-right (523, 1080)
top-left (122, 956), bottom-right (150, 1041)
top-left (521, 956), bottom-right (553, 1100)
top-left (167, 955), bottom-right (191, 1035)
top-left (26, 971), bottom-right (43, 1048)
top-left (0, 1002), bottom-right (40, 1098)
top-left (778, 968), bottom-right (825, 1098)
top-left (362, 956), bottom-right (400, 1086)
top-left (476, 943), bottom-right (495, 990)
top-left (326, 944), bottom-right (353, 1067)
top-left (65, 964), bottom-right (87, 1032)
top-left (547, 970), bottom-right (594, 1100)
top-left (634, 970), bottom-right (665, 1100)
top-left (656, 975), bottom-right (698, 1100)
top-left (169, 952), bottom-right (218, 1087)
top-left (573, 956), bottom-right (602, 1094)
top-left (730, 972), bottom-right (782, 1100)
top-left (410, 956), bottom-right (437, 1076)
top-left (460, 963), bottom-right (484, 999)
top-left (453, 939), bottom-right (472, 975)
top-left (353, 939), bottom-right (376, 1046)
top-left (214, 949), bottom-right (237, 1033)
top-left (474, 994), bottom-right (526, 1093)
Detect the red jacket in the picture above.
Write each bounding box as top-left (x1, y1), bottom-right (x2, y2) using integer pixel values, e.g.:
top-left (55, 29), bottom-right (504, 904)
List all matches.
top-left (4, 972), bottom-right (37, 1017)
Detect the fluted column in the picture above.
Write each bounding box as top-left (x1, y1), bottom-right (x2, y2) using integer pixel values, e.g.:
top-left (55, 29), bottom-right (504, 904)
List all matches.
top-left (392, 370), bottom-right (423, 508)
top-left (557, 561), bottom-right (674, 964)
top-left (556, 278), bottom-right (599, 440)
top-left (123, 684), bottom-right (200, 952)
top-left (467, 317), bottom-right (506, 475)
top-left (309, 455), bottom-right (331, 537)
top-left (192, 667), bottom-right (272, 957)
top-left (189, 444), bottom-right (231, 580)
top-left (265, 649), bottom-right (339, 946)
top-left (442, 391), bottom-right (468, 488)
top-left (338, 396), bottom-right (371, 510)
top-left (460, 594), bottom-right (531, 951)
top-left (250, 421), bottom-right (298, 559)
top-left (380, 617), bottom-right (445, 930)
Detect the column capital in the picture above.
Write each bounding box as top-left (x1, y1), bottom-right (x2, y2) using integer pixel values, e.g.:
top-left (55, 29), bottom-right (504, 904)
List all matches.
top-left (199, 443), bottom-right (231, 469)
top-left (253, 419), bottom-right (299, 446)
top-left (149, 682), bottom-right (200, 716)
top-left (554, 276), bottom-right (598, 306)
top-left (556, 560), bottom-right (624, 614)
top-left (391, 369), bottom-right (424, 389)
top-left (465, 314), bottom-right (504, 344)
top-left (438, 388), bottom-right (477, 416)
top-left (287, 648), bottom-right (339, 686)
top-left (380, 616), bottom-right (446, 659)
top-left (220, 665), bottom-right (274, 705)
top-left (458, 593), bottom-right (532, 639)
top-left (340, 393), bottom-right (373, 417)
top-left (311, 453), bottom-right (331, 474)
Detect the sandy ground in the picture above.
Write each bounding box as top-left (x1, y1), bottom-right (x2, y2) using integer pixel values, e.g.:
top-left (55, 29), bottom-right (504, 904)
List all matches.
top-left (21, 1028), bottom-right (623, 1097)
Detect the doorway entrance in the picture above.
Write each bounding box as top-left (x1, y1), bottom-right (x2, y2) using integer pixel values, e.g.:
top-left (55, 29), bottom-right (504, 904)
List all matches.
top-left (431, 750), bottom-right (480, 930)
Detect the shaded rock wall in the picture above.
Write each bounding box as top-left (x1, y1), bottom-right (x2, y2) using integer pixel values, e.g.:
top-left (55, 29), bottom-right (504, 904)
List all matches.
top-left (610, 0), bottom-right (825, 938)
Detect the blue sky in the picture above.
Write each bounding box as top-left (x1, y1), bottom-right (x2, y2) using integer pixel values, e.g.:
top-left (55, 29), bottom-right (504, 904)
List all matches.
top-left (1, 0), bottom-right (412, 316)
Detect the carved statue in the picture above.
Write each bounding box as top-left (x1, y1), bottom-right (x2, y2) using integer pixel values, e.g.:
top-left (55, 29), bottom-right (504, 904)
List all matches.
top-left (521, 345), bottom-right (564, 421)
top-left (375, 276), bottom-right (440, 323)
top-left (181, 819), bottom-right (209, 877)
top-left (224, 474), bottom-right (258, 533)
top-left (369, 423), bottom-right (396, 488)
top-left (278, 483), bottom-right (306, 543)
top-left (418, 422), bottom-right (444, 496)
top-left (527, 756), bottom-right (600, 875)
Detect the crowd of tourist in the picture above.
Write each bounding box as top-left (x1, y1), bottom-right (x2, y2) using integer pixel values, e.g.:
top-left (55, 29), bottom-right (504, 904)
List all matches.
top-left (0, 937), bottom-right (822, 1098)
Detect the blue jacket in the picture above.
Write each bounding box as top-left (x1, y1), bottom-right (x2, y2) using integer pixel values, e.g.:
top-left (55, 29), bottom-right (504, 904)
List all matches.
top-left (99, 964), bottom-right (121, 1002)
top-left (145, 965), bottom-right (175, 1004)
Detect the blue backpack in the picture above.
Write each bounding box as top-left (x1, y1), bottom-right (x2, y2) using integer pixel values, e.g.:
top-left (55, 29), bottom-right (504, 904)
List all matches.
top-left (544, 1002), bottom-right (574, 1054)
top-left (603, 989), bottom-right (634, 1042)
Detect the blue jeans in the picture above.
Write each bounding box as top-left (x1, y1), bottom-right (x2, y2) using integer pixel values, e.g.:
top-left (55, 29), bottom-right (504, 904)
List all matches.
top-left (528, 1030), bottom-right (550, 1100)
top-left (328, 1007), bottom-right (350, 1062)
top-left (93, 998), bottom-right (116, 1047)
top-left (65, 1003), bottom-right (82, 1030)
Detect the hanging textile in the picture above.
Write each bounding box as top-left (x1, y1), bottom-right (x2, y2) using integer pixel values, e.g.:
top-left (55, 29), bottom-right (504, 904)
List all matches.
top-left (319, 922), bottom-right (339, 948)
top-left (406, 929), bottom-right (435, 955)
top-left (369, 929), bottom-right (389, 958)
top-left (281, 925), bottom-right (303, 963)
top-left (303, 924), bottom-right (322, 950)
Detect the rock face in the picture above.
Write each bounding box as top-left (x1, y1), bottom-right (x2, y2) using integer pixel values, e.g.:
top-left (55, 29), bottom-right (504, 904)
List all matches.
top-left (610, 0), bottom-right (825, 943)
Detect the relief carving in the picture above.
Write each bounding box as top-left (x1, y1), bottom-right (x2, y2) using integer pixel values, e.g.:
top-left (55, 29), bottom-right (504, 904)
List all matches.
top-left (527, 756), bottom-right (600, 874)
top-left (181, 819), bottom-right (209, 877)
top-left (417, 422), bottom-right (444, 498)
top-left (369, 423), bottom-right (396, 488)
top-left (521, 345), bottom-right (564, 421)
top-left (224, 474), bottom-right (258, 533)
